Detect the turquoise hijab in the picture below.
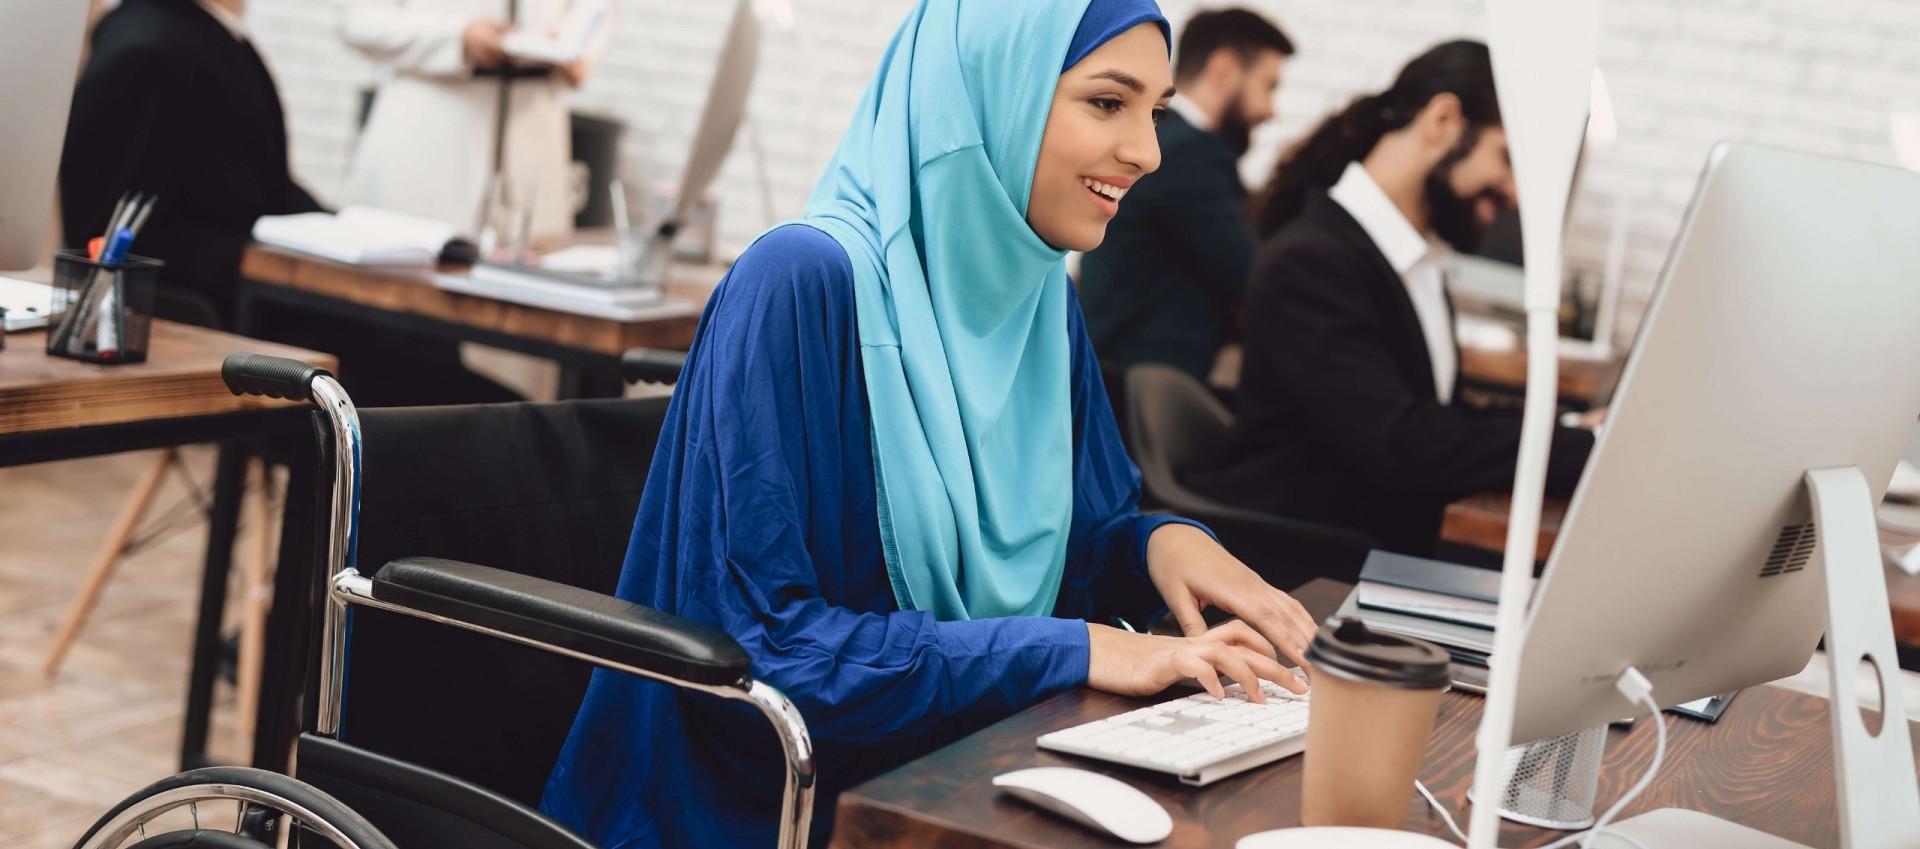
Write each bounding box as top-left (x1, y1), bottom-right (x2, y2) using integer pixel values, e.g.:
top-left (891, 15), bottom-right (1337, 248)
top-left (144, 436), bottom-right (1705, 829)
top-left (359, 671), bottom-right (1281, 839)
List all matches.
top-left (800, 0), bottom-right (1167, 621)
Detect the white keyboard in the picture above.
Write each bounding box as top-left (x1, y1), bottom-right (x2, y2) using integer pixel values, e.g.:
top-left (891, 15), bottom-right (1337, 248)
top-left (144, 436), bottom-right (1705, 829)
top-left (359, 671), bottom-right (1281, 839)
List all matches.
top-left (1038, 681), bottom-right (1310, 786)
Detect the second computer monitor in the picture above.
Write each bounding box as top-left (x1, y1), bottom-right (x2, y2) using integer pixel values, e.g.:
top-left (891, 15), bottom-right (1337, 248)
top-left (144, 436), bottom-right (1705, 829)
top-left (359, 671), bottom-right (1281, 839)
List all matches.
top-left (0, 1), bottom-right (89, 271)
top-left (1509, 143), bottom-right (1920, 744)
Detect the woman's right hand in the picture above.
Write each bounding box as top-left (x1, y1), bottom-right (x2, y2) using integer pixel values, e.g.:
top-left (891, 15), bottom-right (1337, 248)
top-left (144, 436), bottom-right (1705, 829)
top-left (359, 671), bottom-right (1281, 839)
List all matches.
top-left (1086, 620), bottom-right (1307, 704)
top-left (462, 18), bottom-right (512, 69)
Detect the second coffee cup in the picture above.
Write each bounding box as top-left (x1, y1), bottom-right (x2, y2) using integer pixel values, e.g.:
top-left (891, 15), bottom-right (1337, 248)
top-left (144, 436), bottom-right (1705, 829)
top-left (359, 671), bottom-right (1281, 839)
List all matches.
top-left (1300, 617), bottom-right (1453, 828)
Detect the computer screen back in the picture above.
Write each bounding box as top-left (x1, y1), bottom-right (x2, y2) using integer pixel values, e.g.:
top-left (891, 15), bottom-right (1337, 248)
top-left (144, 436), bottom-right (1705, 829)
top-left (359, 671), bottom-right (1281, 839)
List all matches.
top-left (0, 2), bottom-right (89, 271)
top-left (1511, 143), bottom-right (1920, 743)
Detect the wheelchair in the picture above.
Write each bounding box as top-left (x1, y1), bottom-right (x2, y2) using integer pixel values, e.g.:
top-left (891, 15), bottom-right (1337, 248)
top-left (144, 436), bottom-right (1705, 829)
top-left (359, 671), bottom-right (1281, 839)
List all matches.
top-left (71, 349), bottom-right (815, 849)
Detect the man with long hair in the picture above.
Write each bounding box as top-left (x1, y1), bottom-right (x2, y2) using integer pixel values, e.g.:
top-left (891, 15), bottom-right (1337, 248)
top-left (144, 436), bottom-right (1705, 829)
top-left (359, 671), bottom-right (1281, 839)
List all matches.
top-left (1077, 8), bottom-right (1294, 382)
top-left (1184, 40), bottom-right (1596, 557)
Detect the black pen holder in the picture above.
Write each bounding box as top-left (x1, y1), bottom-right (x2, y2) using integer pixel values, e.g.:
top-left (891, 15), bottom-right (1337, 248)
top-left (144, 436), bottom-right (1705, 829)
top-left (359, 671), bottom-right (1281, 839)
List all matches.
top-left (46, 249), bottom-right (161, 364)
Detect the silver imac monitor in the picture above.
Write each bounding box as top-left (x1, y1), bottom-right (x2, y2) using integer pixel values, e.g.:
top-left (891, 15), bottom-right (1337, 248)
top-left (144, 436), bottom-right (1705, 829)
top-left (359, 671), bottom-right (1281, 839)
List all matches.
top-left (0, 0), bottom-right (89, 270)
top-left (1511, 142), bottom-right (1920, 744)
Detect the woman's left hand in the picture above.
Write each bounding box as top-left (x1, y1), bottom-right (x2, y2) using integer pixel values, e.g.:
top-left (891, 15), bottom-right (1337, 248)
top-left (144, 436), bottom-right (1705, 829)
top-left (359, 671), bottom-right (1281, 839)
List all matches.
top-left (1145, 523), bottom-right (1320, 677)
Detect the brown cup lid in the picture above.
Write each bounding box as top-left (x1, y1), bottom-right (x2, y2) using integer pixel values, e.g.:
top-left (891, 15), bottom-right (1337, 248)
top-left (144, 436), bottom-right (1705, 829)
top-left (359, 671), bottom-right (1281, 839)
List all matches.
top-left (1305, 617), bottom-right (1452, 690)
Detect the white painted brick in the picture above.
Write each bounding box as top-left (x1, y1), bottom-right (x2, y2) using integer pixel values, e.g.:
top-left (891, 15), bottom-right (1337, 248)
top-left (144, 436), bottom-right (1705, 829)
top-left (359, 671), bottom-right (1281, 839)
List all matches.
top-left (244, 0), bottom-right (1919, 339)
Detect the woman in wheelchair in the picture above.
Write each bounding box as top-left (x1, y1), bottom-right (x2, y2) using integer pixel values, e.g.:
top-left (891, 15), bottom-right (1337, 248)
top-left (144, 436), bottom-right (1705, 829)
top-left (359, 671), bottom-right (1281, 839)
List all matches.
top-left (540, 1), bottom-right (1320, 846)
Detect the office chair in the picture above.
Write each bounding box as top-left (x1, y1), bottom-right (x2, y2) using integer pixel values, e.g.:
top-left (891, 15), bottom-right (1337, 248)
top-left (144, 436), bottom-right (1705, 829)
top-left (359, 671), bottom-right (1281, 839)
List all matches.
top-left (1125, 363), bottom-right (1377, 587)
top-left (73, 348), bottom-right (813, 849)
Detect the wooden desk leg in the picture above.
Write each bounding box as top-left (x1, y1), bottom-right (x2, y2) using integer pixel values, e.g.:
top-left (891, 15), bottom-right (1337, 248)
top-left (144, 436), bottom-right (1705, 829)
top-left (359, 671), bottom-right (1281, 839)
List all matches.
top-left (250, 434), bottom-right (322, 772)
top-left (180, 442), bottom-right (248, 771)
top-left (234, 457), bottom-right (276, 744)
top-left (39, 447), bottom-right (174, 676)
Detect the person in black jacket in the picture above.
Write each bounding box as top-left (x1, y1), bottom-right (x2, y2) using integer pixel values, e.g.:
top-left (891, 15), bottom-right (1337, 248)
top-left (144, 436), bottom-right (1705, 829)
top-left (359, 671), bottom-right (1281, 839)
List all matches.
top-left (59, 0), bottom-right (320, 326)
top-left (1077, 9), bottom-right (1292, 382)
top-left (1183, 40), bottom-right (1598, 557)
top-left (59, 0), bottom-right (517, 406)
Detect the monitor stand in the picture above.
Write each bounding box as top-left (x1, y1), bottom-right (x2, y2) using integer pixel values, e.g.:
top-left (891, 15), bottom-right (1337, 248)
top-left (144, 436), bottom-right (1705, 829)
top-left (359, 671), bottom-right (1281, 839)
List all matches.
top-left (1598, 466), bottom-right (1920, 848)
top-left (1242, 468), bottom-right (1919, 849)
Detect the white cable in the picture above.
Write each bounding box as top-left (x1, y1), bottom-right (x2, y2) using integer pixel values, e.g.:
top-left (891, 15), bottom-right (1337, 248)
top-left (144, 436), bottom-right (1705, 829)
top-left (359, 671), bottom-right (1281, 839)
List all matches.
top-left (1580, 680), bottom-right (1666, 848)
top-left (1418, 667), bottom-right (1666, 849)
top-left (1420, 785), bottom-right (1655, 849)
top-left (1418, 779), bottom-right (1469, 843)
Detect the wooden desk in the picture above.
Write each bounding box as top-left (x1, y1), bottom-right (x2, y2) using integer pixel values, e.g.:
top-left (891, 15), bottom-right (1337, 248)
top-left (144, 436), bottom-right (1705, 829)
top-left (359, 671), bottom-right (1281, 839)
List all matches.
top-left (0, 321), bottom-right (335, 774)
top-left (1211, 343), bottom-right (1618, 407)
top-left (0, 320), bottom-right (330, 436)
top-left (1441, 493), bottom-right (1566, 554)
top-left (834, 579), bottom-right (1919, 849)
top-left (237, 242), bottom-right (721, 396)
top-left (1457, 345), bottom-right (1619, 406)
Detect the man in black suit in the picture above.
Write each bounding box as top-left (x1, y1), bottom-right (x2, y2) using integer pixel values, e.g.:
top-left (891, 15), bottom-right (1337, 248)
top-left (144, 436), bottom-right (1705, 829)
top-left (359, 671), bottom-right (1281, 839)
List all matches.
top-left (1077, 9), bottom-right (1292, 382)
top-left (1184, 41), bottom-right (1598, 557)
top-left (60, 0), bottom-right (320, 328)
top-left (59, 0), bottom-right (517, 406)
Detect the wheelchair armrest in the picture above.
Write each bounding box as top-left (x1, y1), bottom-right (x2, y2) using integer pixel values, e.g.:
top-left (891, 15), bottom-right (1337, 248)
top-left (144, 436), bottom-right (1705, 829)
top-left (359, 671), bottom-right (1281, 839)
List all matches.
top-left (370, 557), bottom-right (750, 687)
top-left (621, 348), bottom-right (688, 385)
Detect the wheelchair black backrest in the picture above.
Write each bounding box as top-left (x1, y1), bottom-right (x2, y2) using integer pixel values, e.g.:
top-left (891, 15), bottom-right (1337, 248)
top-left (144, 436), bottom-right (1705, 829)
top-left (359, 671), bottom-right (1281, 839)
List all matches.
top-left (337, 396), bottom-right (669, 809)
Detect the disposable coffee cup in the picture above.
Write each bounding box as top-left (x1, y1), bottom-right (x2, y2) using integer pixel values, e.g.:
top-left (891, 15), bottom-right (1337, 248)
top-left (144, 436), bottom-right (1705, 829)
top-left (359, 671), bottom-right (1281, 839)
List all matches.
top-left (1300, 617), bottom-right (1452, 828)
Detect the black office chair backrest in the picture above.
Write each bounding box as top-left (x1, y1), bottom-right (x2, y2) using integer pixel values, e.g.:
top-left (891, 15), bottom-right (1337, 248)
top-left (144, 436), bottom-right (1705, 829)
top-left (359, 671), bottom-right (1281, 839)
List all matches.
top-left (1124, 363), bottom-right (1379, 587)
top-left (338, 397), bottom-right (669, 809)
top-left (1125, 363), bottom-right (1235, 514)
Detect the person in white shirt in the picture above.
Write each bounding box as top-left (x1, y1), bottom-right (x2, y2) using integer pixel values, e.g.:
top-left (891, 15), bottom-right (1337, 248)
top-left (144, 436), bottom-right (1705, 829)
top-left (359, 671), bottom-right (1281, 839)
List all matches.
top-left (1185, 40), bottom-right (1599, 563)
top-left (339, 0), bottom-right (608, 239)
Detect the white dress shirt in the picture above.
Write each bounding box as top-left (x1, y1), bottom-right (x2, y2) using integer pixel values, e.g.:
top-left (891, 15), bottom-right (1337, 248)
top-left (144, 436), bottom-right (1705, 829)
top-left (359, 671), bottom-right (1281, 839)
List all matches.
top-left (1167, 93), bottom-right (1214, 131)
top-left (1327, 161), bottom-right (1458, 403)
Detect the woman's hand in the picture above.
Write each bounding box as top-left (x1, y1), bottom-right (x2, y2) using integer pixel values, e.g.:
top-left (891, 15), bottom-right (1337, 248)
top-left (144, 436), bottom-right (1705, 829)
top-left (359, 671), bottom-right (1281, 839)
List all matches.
top-left (462, 18), bottom-right (512, 69)
top-left (1086, 620), bottom-right (1301, 702)
top-left (1145, 523), bottom-right (1319, 684)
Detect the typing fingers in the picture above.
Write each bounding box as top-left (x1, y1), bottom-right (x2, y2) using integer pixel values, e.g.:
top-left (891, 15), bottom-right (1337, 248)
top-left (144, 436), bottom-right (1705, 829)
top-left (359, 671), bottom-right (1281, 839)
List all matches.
top-left (1173, 652), bottom-right (1226, 699)
top-left (1196, 643), bottom-right (1265, 703)
top-left (1208, 619), bottom-right (1279, 661)
top-left (1166, 592), bottom-right (1209, 638)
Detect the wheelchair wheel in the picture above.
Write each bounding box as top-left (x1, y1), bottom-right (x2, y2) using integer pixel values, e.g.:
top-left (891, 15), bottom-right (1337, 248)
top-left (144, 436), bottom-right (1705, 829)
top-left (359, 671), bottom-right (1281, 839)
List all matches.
top-left (72, 767), bottom-right (395, 849)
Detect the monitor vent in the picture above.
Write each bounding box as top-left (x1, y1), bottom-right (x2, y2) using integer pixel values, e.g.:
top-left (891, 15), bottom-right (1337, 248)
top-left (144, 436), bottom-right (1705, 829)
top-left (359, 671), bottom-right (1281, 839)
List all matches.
top-left (1760, 523), bottom-right (1817, 577)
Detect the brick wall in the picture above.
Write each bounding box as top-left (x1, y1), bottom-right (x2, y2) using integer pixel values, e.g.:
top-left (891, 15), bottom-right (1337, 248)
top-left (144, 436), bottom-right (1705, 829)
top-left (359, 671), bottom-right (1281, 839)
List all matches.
top-left (247, 0), bottom-right (1920, 343)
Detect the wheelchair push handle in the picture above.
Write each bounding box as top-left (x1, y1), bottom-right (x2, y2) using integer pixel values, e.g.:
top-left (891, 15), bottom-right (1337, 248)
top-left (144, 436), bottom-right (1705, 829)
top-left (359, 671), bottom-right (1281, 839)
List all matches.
top-left (222, 353), bottom-right (334, 402)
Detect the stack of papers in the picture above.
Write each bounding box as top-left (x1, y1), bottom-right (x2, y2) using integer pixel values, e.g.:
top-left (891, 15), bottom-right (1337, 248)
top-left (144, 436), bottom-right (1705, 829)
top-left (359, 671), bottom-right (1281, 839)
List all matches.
top-left (1336, 550), bottom-right (1534, 690)
top-left (436, 258), bottom-right (700, 321)
top-left (465, 260), bottom-right (661, 307)
top-left (253, 206), bottom-right (468, 267)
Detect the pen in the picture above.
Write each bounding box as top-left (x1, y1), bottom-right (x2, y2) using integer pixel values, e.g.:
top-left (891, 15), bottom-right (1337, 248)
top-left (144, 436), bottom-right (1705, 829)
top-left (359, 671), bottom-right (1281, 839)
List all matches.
top-left (94, 194), bottom-right (157, 356)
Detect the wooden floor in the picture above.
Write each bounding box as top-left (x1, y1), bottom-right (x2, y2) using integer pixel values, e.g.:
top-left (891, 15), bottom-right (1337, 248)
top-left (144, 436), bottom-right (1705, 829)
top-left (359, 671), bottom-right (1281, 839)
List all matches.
top-left (0, 448), bottom-right (247, 848)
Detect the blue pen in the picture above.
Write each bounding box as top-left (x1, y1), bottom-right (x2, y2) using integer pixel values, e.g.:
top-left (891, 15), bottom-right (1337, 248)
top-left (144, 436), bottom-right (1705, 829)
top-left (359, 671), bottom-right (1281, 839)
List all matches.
top-left (101, 227), bottom-right (135, 264)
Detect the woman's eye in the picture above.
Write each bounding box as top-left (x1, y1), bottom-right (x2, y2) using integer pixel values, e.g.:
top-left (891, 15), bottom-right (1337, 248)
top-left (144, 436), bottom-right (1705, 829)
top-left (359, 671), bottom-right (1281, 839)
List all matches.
top-left (1089, 97), bottom-right (1124, 115)
top-left (1151, 106), bottom-right (1167, 125)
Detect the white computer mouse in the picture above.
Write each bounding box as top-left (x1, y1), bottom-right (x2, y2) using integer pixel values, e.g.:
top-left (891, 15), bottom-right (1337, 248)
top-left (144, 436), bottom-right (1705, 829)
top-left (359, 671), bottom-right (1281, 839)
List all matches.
top-left (1237, 827), bottom-right (1458, 848)
top-left (993, 767), bottom-right (1173, 844)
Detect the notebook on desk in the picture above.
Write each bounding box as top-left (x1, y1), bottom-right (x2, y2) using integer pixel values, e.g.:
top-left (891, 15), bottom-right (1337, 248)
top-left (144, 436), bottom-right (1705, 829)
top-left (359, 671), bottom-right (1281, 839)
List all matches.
top-left (1353, 549), bottom-right (1529, 631)
top-left (253, 207), bottom-right (471, 267)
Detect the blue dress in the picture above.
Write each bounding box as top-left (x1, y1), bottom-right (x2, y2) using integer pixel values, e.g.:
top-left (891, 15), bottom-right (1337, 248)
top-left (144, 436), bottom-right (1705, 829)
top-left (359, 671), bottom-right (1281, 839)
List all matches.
top-left (539, 225), bottom-right (1205, 849)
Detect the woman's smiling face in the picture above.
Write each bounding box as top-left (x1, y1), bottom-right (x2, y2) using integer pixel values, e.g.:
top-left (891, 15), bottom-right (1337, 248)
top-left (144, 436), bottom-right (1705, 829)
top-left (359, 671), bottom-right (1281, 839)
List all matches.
top-left (1027, 23), bottom-right (1174, 252)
